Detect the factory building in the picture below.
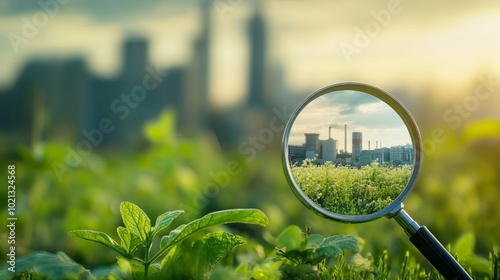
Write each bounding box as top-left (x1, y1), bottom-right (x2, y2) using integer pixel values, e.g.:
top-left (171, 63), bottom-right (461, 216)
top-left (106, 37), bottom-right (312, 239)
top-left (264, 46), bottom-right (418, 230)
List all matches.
top-left (304, 133), bottom-right (320, 159)
top-left (359, 147), bottom-right (391, 166)
top-left (322, 138), bottom-right (336, 163)
top-left (288, 145), bottom-right (306, 165)
top-left (390, 144), bottom-right (414, 165)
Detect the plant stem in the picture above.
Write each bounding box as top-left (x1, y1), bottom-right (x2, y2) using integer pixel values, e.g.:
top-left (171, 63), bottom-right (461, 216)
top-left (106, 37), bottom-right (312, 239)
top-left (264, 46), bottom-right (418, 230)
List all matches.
top-left (144, 243), bottom-right (151, 279)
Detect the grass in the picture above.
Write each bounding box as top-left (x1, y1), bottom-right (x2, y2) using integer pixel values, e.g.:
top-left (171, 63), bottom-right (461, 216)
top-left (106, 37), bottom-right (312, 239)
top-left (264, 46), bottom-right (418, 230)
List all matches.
top-left (292, 161), bottom-right (412, 215)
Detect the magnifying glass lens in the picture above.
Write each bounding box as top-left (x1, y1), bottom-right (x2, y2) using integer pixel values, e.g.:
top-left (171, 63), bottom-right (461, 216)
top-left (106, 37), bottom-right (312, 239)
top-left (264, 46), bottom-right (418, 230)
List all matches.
top-left (283, 84), bottom-right (420, 222)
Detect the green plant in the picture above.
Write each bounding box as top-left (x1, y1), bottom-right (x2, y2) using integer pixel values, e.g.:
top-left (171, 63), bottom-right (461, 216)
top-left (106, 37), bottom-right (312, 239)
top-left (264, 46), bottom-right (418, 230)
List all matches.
top-left (66, 201), bottom-right (268, 279)
top-left (3, 231), bottom-right (499, 279)
top-left (491, 247), bottom-right (500, 280)
top-left (233, 226), bottom-right (500, 280)
top-left (275, 225), bottom-right (369, 279)
top-left (292, 161), bottom-right (411, 215)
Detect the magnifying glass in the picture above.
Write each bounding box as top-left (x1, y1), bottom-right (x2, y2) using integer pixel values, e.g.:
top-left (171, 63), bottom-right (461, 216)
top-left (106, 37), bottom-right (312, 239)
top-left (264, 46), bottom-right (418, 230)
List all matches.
top-left (282, 82), bottom-right (471, 279)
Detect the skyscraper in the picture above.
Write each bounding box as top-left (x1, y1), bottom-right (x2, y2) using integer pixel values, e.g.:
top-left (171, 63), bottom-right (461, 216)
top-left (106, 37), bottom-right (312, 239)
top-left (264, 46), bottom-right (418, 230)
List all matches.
top-left (122, 37), bottom-right (148, 83)
top-left (182, 0), bottom-right (211, 135)
top-left (246, 4), bottom-right (267, 108)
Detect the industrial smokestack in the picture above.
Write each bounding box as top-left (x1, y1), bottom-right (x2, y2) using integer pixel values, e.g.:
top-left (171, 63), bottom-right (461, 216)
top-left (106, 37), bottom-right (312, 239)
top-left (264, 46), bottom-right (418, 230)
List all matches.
top-left (376, 141), bottom-right (378, 149)
top-left (344, 124), bottom-right (347, 154)
top-left (368, 141), bottom-right (371, 150)
top-left (329, 126), bottom-right (331, 139)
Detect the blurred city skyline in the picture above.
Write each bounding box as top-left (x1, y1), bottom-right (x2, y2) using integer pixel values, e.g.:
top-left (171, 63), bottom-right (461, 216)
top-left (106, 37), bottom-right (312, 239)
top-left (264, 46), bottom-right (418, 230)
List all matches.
top-left (0, 0), bottom-right (289, 150)
top-left (1, 0), bottom-right (500, 151)
top-left (1, 1), bottom-right (500, 104)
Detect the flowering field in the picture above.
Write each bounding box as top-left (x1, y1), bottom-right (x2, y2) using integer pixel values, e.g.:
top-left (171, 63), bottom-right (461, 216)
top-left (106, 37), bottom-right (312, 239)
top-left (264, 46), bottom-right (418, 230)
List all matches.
top-left (291, 161), bottom-right (412, 215)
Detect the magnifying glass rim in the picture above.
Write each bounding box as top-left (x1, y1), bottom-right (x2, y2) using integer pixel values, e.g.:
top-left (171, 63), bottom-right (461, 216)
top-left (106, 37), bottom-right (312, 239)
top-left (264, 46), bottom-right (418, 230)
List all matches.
top-left (282, 82), bottom-right (422, 223)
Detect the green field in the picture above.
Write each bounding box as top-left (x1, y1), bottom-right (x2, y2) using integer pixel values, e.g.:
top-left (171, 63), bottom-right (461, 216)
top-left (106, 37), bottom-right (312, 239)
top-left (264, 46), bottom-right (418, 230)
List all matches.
top-left (292, 161), bottom-right (412, 215)
top-left (1, 111), bottom-right (499, 279)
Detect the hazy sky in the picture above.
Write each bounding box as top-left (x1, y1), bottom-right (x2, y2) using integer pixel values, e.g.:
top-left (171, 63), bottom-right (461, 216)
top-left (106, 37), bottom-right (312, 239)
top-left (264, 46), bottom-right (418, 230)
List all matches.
top-left (289, 90), bottom-right (412, 152)
top-left (1, 0), bottom-right (500, 108)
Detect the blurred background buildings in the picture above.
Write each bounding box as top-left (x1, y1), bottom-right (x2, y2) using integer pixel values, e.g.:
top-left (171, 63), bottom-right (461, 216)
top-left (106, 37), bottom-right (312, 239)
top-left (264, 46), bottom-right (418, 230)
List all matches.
top-left (0, 1), bottom-right (296, 152)
top-left (1, 0), bottom-right (499, 152)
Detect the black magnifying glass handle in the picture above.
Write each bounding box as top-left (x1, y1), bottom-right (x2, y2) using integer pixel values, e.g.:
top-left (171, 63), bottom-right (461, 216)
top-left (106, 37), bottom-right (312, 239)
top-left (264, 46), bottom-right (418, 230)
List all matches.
top-left (395, 210), bottom-right (472, 280)
top-left (410, 226), bottom-right (471, 280)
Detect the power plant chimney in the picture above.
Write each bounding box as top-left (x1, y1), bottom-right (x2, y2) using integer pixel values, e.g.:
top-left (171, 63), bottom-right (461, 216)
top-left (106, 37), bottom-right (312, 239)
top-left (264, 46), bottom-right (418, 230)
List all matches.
top-left (368, 141), bottom-right (371, 150)
top-left (329, 126), bottom-right (331, 139)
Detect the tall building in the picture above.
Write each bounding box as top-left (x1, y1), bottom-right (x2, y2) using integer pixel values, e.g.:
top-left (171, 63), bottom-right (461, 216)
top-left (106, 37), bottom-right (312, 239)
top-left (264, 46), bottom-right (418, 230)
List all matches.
top-left (121, 37), bottom-right (148, 83)
top-left (246, 5), bottom-right (267, 108)
top-left (182, 0), bottom-right (211, 135)
top-left (101, 37), bottom-right (185, 146)
top-left (304, 133), bottom-right (319, 159)
top-left (352, 132), bottom-right (362, 163)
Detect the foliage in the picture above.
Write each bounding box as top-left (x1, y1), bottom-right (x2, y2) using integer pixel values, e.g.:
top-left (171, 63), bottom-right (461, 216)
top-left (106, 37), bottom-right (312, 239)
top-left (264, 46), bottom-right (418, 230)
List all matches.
top-left (451, 232), bottom-right (490, 275)
top-left (0, 110), bottom-right (228, 266)
top-left (232, 225), bottom-right (500, 280)
top-left (3, 202), bottom-right (268, 279)
top-left (491, 247), bottom-right (500, 280)
top-left (0, 251), bottom-right (93, 280)
top-left (1, 110), bottom-right (499, 279)
top-left (2, 226), bottom-right (500, 279)
top-left (275, 225), bottom-right (370, 279)
top-left (412, 119), bottom-right (500, 256)
top-left (292, 161), bottom-right (411, 215)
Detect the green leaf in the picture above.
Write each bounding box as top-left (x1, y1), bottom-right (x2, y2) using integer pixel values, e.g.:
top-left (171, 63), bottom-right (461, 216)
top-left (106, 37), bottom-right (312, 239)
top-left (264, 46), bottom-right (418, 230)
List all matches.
top-left (276, 225), bottom-right (304, 251)
top-left (161, 242), bottom-right (209, 279)
top-left (452, 232), bottom-right (491, 274)
top-left (160, 209), bottom-right (267, 250)
top-left (160, 225), bottom-right (186, 249)
top-left (453, 232), bottom-right (475, 259)
top-left (116, 256), bottom-right (145, 280)
top-left (249, 261), bottom-right (282, 279)
top-left (315, 235), bottom-right (358, 257)
top-left (347, 253), bottom-right (372, 270)
top-left (117, 226), bottom-right (141, 255)
top-left (305, 234), bottom-right (324, 247)
top-left (156, 209), bottom-right (267, 262)
top-left (192, 231), bottom-right (246, 280)
top-left (68, 230), bottom-right (125, 256)
top-left (120, 201), bottom-right (151, 245)
top-left (6, 251), bottom-right (93, 280)
top-left (153, 210), bottom-right (184, 237)
top-left (143, 110), bottom-right (176, 144)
